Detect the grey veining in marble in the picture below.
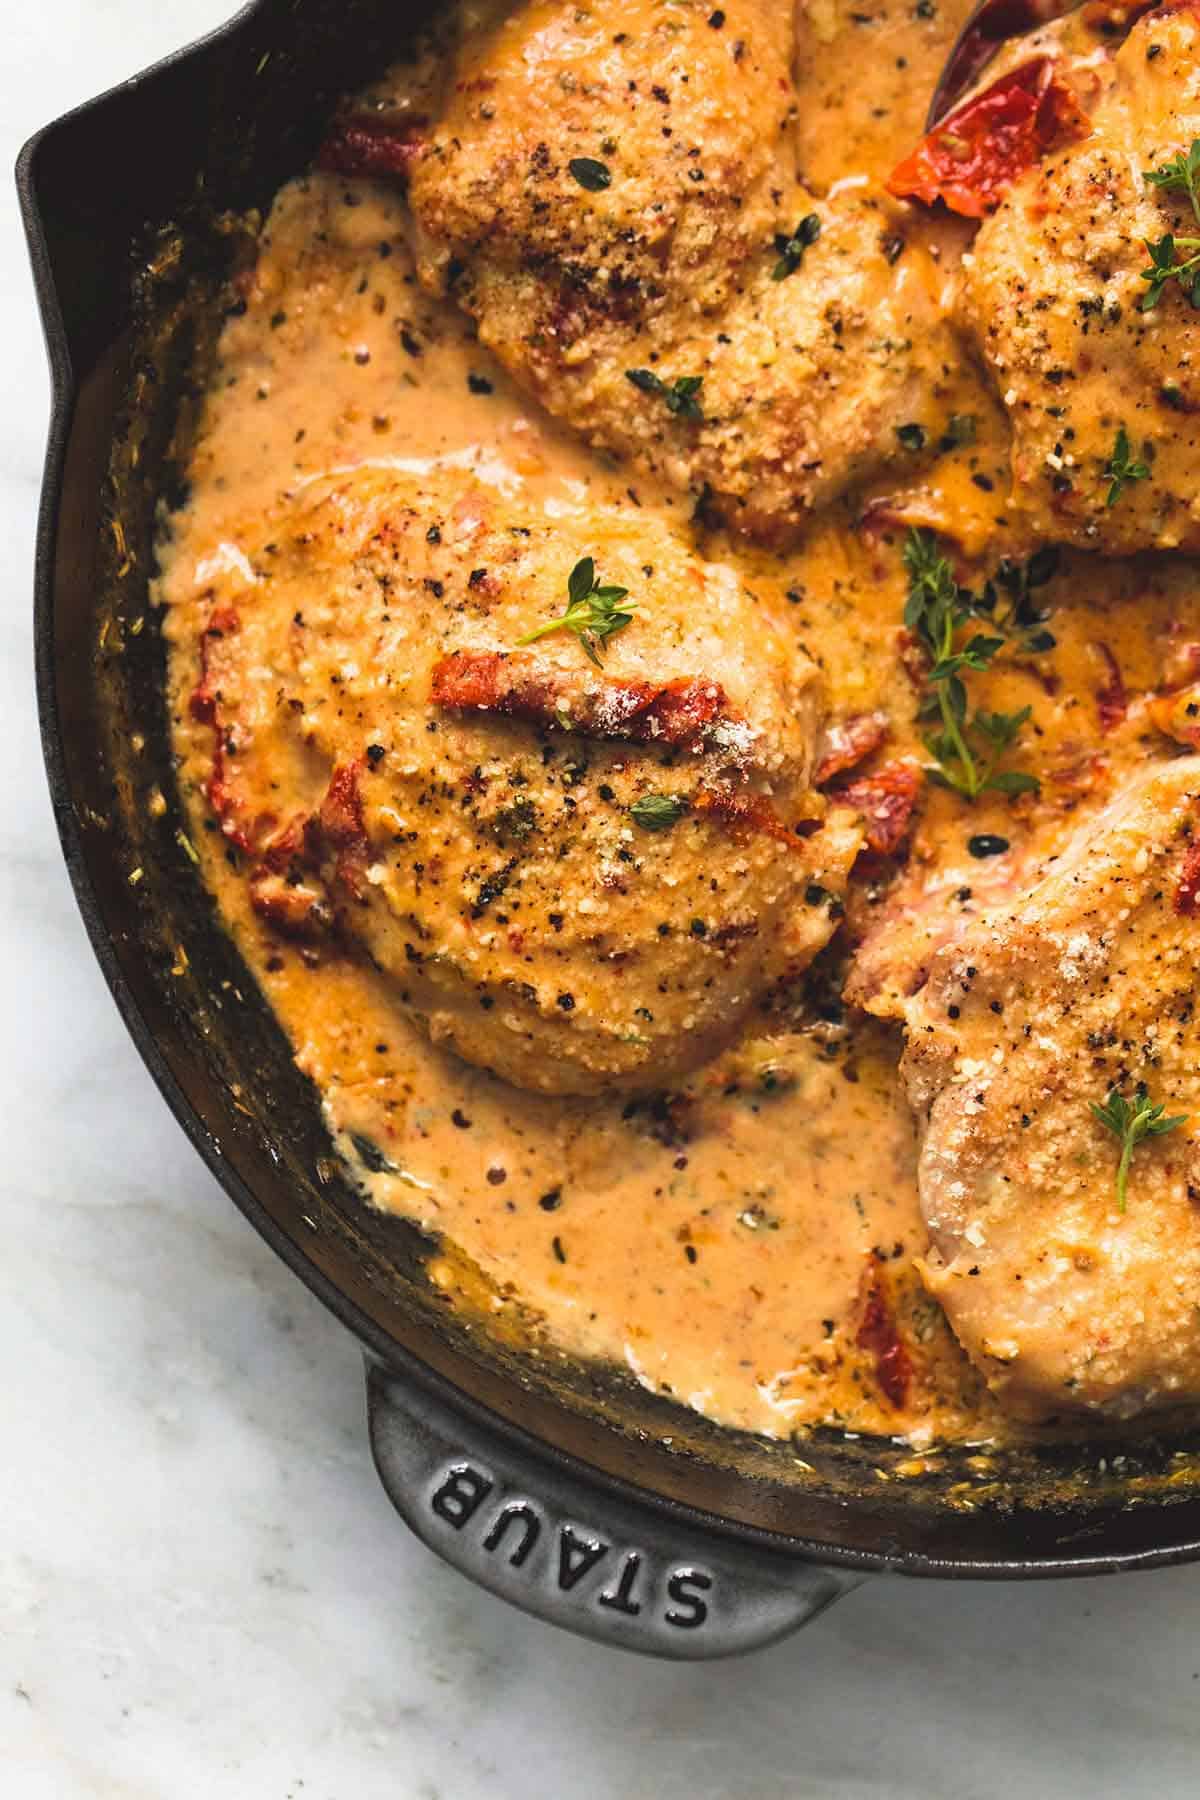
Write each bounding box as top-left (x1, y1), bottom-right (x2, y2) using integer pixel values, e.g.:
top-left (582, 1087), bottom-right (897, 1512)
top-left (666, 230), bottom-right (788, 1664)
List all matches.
top-left (4, 4), bottom-right (1200, 1794)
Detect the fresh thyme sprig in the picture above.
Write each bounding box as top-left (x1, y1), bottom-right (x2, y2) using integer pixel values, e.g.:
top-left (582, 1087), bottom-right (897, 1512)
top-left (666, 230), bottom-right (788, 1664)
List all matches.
top-left (974, 547), bottom-right (1059, 654)
top-left (1103, 426), bottom-right (1151, 507)
top-left (1141, 140), bottom-right (1200, 309)
top-left (516, 556), bottom-right (641, 667)
top-left (903, 530), bottom-right (1043, 802)
top-left (1089, 1084), bottom-right (1189, 1212)
top-left (1144, 138), bottom-right (1200, 227)
top-left (624, 368), bottom-right (705, 420)
top-left (1140, 233), bottom-right (1200, 310)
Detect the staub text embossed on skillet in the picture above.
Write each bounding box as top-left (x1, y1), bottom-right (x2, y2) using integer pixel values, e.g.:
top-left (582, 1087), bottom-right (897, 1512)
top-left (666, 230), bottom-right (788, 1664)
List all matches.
top-left (20, 0), bottom-right (1200, 1658)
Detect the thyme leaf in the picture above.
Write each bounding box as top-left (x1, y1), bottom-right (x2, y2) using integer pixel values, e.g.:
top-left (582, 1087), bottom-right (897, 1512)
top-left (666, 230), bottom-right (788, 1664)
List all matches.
top-left (624, 368), bottom-right (705, 420)
top-left (1103, 425), bottom-right (1151, 508)
top-left (630, 793), bottom-right (689, 831)
top-left (1090, 1084), bottom-right (1189, 1212)
top-left (516, 556), bottom-right (641, 667)
top-left (903, 530), bottom-right (1045, 802)
top-left (1144, 138), bottom-right (1200, 228)
top-left (771, 212), bottom-right (821, 280)
top-left (973, 546), bottom-right (1059, 654)
top-left (1139, 231), bottom-right (1200, 311)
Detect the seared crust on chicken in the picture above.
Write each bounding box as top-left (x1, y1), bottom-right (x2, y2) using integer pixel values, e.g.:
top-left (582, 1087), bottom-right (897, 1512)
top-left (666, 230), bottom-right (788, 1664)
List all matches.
top-left (903, 757), bottom-right (1200, 1421)
top-left (188, 463), bottom-right (860, 1095)
top-left (406, 0), bottom-right (955, 543)
top-left (960, 2), bottom-right (1200, 553)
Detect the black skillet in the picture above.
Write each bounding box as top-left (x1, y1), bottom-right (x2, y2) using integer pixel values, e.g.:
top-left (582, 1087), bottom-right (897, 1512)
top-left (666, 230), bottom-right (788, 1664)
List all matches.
top-left (19, 0), bottom-right (1200, 1659)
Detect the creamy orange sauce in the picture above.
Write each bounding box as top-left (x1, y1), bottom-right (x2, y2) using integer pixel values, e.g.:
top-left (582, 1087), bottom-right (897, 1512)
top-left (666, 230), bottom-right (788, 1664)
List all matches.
top-left (156, 2), bottom-right (1200, 1447)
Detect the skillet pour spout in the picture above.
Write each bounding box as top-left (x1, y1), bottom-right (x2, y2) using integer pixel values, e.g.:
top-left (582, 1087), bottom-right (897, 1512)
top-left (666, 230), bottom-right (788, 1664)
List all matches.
top-left (20, 0), bottom-right (1200, 1658)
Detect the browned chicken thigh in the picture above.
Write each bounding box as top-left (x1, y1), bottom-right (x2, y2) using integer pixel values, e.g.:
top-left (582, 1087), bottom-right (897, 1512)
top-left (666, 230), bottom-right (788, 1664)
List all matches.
top-left (188, 463), bottom-right (859, 1096)
top-left (405, 0), bottom-right (956, 544)
top-left (960, 2), bottom-right (1200, 553)
top-left (903, 757), bottom-right (1200, 1421)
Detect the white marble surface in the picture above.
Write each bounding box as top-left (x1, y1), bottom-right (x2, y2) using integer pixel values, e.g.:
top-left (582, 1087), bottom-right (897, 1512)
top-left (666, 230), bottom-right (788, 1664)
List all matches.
top-left (5, 4), bottom-right (1200, 1793)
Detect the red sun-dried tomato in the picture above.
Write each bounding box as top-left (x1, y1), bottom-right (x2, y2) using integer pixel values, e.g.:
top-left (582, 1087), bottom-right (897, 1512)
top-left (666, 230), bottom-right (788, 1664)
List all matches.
top-left (1176, 840), bottom-right (1200, 916)
top-left (887, 58), bottom-right (1089, 219)
top-left (833, 760), bottom-right (923, 857)
top-left (318, 761), bottom-right (371, 900)
top-left (815, 712), bottom-right (889, 786)
top-left (856, 1263), bottom-right (913, 1408)
top-left (317, 114), bottom-right (426, 181)
top-left (189, 606), bottom-right (258, 855)
top-left (1092, 642), bottom-right (1128, 734)
top-left (431, 650), bottom-right (736, 753)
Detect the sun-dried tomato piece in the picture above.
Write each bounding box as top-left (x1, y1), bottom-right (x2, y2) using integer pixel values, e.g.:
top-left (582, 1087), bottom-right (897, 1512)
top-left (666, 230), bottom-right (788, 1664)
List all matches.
top-left (1176, 841), bottom-right (1200, 916)
top-left (317, 114), bottom-right (426, 180)
top-left (833, 760), bottom-right (923, 857)
top-left (318, 761), bottom-right (370, 899)
top-left (856, 1261), bottom-right (913, 1408)
top-left (692, 784), bottom-right (820, 850)
top-left (1048, 750), bottom-right (1110, 797)
top-left (815, 712), bottom-right (889, 786)
top-left (256, 815), bottom-right (312, 875)
top-left (1092, 642), bottom-right (1128, 734)
top-left (189, 605), bottom-right (240, 722)
top-left (887, 58), bottom-right (1089, 219)
top-left (896, 628), bottom-right (929, 694)
top-left (189, 607), bottom-right (258, 854)
top-left (431, 651), bottom-right (739, 754)
top-left (319, 762), bottom-right (366, 846)
top-left (249, 871), bottom-right (334, 941)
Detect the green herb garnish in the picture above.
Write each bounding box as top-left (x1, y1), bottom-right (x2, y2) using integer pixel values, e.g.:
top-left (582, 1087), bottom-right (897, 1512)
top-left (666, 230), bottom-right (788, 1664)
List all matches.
top-left (896, 422), bottom-right (927, 452)
top-left (630, 793), bottom-right (689, 831)
top-left (568, 157), bottom-right (612, 192)
top-left (492, 798), bottom-right (538, 843)
top-left (516, 556), bottom-right (641, 667)
top-left (1140, 232), bottom-right (1200, 310)
top-left (1089, 1084), bottom-right (1189, 1212)
top-left (1144, 138), bottom-right (1200, 226)
top-left (624, 368), bottom-right (705, 420)
top-left (1103, 426), bottom-right (1151, 508)
top-left (771, 212), bottom-right (821, 280)
top-left (974, 547), bottom-right (1059, 654)
top-left (903, 530), bottom-right (1042, 802)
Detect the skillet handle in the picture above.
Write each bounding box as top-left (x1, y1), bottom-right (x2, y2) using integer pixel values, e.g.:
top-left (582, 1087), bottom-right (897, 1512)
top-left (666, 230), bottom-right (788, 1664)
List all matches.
top-left (365, 1359), bottom-right (861, 1659)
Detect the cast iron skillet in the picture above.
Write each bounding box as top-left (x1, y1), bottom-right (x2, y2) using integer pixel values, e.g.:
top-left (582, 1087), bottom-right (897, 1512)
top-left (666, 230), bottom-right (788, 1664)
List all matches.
top-left (19, 0), bottom-right (1200, 1660)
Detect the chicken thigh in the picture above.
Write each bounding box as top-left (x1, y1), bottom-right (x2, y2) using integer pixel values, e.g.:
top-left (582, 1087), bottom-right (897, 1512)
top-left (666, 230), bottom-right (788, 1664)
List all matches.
top-left (186, 463), bottom-right (859, 1096)
top-left (404, 0), bottom-right (956, 544)
top-left (960, 1), bottom-right (1200, 553)
top-left (903, 756), bottom-right (1200, 1421)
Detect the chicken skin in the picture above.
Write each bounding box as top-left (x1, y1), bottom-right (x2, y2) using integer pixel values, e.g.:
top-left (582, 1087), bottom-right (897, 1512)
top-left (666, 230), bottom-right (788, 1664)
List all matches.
top-left (405, 0), bottom-right (955, 544)
top-left (960, 2), bottom-right (1200, 553)
top-left (902, 757), bottom-right (1200, 1422)
top-left (187, 464), bottom-right (859, 1096)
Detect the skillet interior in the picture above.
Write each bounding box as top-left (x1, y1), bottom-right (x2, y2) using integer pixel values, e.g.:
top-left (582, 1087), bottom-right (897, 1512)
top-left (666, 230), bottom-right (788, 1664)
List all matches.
top-left (23, 0), bottom-right (1200, 1572)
